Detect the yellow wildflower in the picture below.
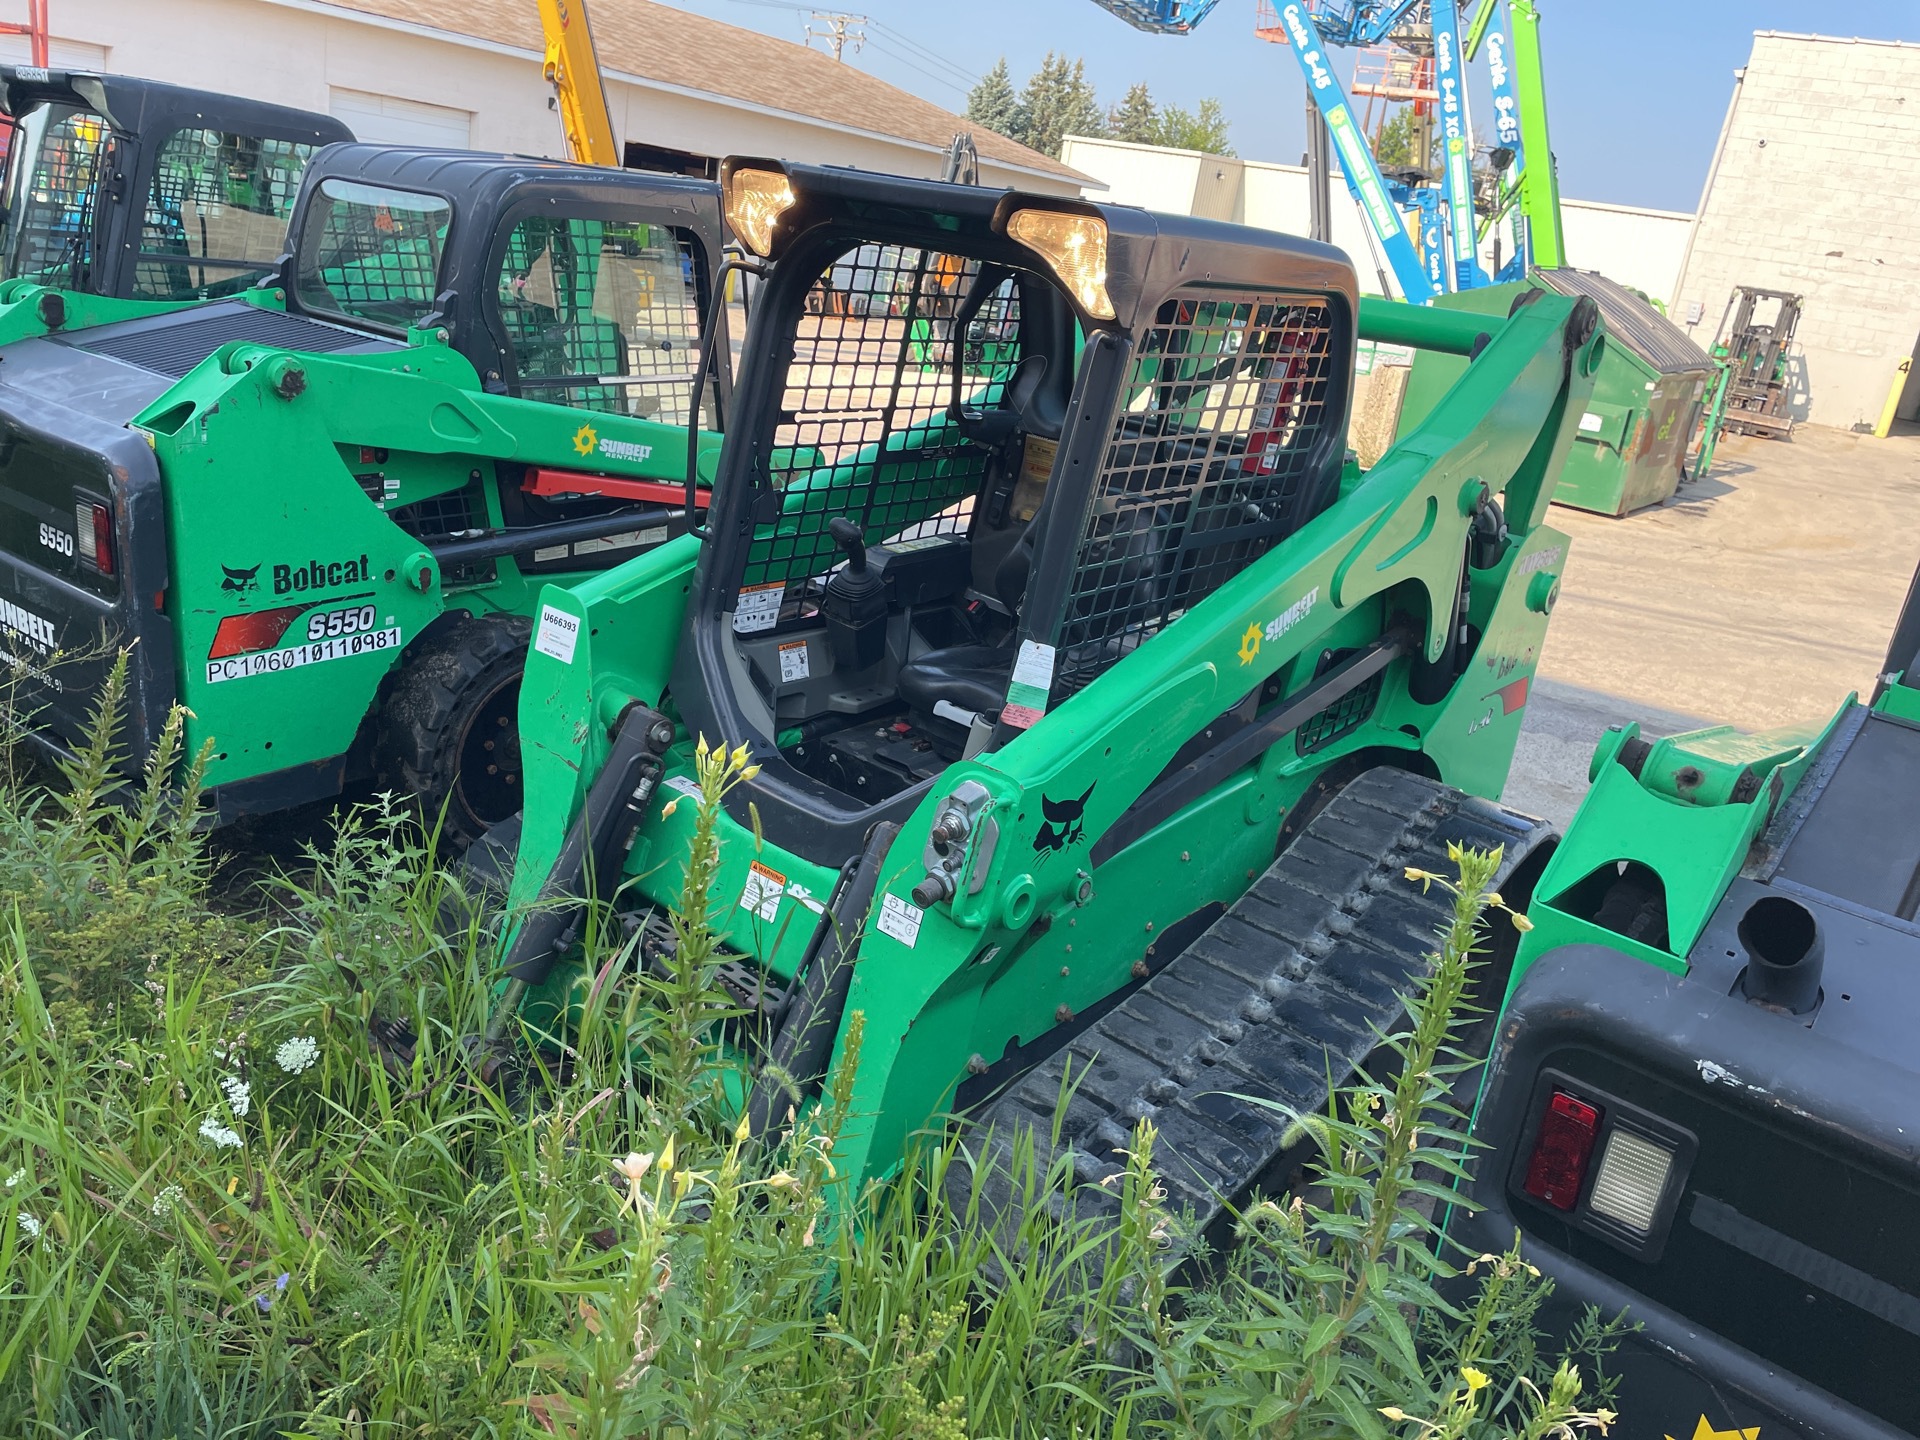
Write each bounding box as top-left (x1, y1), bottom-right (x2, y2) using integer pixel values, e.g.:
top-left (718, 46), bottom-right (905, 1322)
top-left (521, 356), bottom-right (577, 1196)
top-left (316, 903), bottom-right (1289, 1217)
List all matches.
top-left (1511, 911), bottom-right (1535, 932)
top-left (1461, 1366), bottom-right (1489, 1393)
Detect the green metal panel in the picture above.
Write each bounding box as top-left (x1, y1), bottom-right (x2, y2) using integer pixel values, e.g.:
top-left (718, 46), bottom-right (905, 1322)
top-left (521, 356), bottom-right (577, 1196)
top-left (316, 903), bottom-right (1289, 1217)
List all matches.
top-left (1506, 701), bottom-right (1854, 1011)
top-left (129, 329), bottom-right (721, 790)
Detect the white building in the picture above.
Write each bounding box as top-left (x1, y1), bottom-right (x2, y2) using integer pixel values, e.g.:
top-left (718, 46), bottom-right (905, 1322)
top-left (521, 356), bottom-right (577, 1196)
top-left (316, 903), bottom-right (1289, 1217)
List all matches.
top-left (11, 0), bottom-right (1086, 195)
top-left (1060, 134), bottom-right (1696, 311)
top-left (1675, 31), bottom-right (1920, 431)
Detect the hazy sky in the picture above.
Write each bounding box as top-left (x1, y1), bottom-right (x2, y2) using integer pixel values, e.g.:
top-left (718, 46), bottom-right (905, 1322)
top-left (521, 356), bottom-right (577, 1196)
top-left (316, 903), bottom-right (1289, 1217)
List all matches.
top-left (657, 0), bottom-right (1920, 212)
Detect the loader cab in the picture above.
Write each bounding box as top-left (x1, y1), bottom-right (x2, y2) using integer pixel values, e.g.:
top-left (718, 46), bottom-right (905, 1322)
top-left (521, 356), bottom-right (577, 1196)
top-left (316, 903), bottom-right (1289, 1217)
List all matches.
top-left (673, 159), bottom-right (1356, 855)
top-left (280, 145), bottom-right (725, 428)
top-left (0, 66), bottom-right (350, 300)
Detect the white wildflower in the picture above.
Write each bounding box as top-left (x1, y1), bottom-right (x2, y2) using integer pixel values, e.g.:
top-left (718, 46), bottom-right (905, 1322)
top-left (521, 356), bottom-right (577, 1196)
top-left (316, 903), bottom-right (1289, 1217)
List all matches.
top-left (151, 1184), bottom-right (185, 1218)
top-left (199, 1115), bottom-right (243, 1150)
top-left (4, 1168), bottom-right (23, 1189)
top-left (17, 1211), bottom-right (40, 1239)
top-left (274, 1036), bottom-right (320, 1075)
top-left (220, 1075), bottom-right (251, 1118)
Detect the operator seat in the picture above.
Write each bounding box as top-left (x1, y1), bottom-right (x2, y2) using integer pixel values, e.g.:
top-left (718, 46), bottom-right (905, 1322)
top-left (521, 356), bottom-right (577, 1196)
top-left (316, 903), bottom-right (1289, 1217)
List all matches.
top-left (896, 352), bottom-right (1059, 740)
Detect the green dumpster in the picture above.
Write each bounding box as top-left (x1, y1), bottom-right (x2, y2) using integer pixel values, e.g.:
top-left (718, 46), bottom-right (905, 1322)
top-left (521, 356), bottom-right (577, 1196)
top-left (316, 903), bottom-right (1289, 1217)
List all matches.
top-left (1400, 269), bottom-right (1716, 516)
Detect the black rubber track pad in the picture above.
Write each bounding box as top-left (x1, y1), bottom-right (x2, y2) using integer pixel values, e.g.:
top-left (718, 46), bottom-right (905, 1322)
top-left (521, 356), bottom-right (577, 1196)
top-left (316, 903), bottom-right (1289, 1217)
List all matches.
top-left (947, 766), bottom-right (1551, 1259)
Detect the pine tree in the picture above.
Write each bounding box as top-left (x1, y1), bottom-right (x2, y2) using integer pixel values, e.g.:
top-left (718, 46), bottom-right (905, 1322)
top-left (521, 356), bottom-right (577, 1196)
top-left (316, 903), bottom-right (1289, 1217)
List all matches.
top-left (965, 58), bottom-right (1022, 143)
top-left (1058, 58), bottom-right (1107, 149)
top-left (1373, 109), bottom-right (1425, 169)
top-left (1017, 52), bottom-right (1073, 159)
top-left (1155, 98), bottom-right (1235, 157)
top-left (1108, 82), bottom-right (1159, 144)
top-left (1012, 53), bottom-right (1106, 158)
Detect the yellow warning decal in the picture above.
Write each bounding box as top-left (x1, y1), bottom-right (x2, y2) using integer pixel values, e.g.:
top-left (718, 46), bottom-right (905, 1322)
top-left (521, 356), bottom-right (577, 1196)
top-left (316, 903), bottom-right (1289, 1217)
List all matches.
top-left (1666, 1418), bottom-right (1759, 1440)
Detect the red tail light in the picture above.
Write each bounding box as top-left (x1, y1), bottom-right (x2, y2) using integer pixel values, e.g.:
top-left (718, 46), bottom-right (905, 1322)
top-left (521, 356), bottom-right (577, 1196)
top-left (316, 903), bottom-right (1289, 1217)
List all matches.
top-left (1523, 1090), bottom-right (1600, 1211)
top-left (75, 499), bottom-right (115, 577)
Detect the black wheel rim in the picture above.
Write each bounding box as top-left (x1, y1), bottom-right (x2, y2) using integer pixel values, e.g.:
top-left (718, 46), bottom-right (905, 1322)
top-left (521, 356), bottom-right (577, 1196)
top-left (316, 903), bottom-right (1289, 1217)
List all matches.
top-left (453, 673), bottom-right (523, 832)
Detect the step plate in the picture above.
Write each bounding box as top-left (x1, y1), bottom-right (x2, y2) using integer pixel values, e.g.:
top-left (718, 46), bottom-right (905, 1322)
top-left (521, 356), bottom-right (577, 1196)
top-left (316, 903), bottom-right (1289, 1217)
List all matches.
top-left (950, 766), bottom-right (1550, 1249)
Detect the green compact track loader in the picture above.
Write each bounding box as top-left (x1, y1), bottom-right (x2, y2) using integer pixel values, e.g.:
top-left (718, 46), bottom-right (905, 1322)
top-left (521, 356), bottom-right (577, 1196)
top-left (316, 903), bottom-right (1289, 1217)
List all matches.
top-left (477, 158), bottom-right (1607, 1243)
top-left (1453, 560), bottom-right (1920, 1440)
top-left (0, 142), bottom-right (727, 844)
top-left (0, 65), bottom-right (351, 300)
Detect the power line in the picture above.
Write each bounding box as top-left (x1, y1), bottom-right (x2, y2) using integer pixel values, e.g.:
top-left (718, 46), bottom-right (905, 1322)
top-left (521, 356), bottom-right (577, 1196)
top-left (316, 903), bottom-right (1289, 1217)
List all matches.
top-left (677, 1), bottom-right (982, 93)
top-left (866, 18), bottom-right (981, 88)
top-left (863, 34), bottom-right (972, 95)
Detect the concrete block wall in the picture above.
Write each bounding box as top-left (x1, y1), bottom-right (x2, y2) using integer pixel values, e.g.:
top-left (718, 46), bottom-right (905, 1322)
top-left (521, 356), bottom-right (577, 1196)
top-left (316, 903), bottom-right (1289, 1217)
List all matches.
top-left (1675, 32), bottom-right (1920, 430)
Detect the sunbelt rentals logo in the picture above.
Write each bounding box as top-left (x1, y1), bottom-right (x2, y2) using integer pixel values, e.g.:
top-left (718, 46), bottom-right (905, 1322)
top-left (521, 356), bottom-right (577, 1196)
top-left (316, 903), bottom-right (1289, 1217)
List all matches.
top-left (571, 421), bottom-right (652, 466)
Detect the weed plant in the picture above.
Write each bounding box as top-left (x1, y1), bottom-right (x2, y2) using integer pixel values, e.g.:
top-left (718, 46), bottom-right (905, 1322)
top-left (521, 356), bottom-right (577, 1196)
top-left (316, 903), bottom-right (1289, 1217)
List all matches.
top-left (0, 681), bottom-right (1623, 1436)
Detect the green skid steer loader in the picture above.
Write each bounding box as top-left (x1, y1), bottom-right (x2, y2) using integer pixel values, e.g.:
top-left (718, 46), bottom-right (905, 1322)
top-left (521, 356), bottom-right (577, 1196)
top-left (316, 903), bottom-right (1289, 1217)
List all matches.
top-left (1452, 558), bottom-right (1920, 1440)
top-left (0, 142), bottom-right (729, 844)
top-left (477, 158), bottom-right (1606, 1243)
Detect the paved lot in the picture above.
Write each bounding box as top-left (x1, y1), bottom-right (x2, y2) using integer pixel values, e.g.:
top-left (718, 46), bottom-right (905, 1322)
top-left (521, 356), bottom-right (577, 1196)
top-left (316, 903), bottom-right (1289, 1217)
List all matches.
top-left (1504, 423), bottom-right (1920, 830)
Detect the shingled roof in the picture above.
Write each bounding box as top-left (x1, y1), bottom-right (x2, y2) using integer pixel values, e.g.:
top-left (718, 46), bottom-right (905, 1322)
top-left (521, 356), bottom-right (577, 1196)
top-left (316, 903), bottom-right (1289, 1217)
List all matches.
top-left (316, 0), bottom-right (1086, 183)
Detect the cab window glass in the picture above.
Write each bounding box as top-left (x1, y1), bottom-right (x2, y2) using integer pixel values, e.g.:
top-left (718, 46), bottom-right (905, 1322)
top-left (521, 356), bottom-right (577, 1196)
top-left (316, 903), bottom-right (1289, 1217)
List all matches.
top-left (0, 104), bottom-right (109, 287)
top-left (133, 128), bottom-right (319, 300)
top-left (294, 179), bottom-right (450, 332)
top-left (494, 214), bottom-right (712, 425)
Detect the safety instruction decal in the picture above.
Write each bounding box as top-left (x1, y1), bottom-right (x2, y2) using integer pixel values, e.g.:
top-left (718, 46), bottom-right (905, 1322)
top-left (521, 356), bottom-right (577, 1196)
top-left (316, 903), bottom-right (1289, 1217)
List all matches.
top-left (534, 604), bottom-right (580, 665)
top-left (734, 582), bottom-right (785, 634)
top-left (662, 773), bottom-right (703, 802)
top-left (778, 639), bottom-right (811, 683)
top-left (741, 860), bottom-right (787, 922)
top-left (877, 892), bottom-right (923, 948)
top-left (1002, 640), bottom-right (1056, 730)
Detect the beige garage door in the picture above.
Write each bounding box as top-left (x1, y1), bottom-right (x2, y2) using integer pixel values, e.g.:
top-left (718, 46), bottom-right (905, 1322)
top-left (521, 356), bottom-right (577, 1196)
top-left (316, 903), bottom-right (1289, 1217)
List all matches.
top-left (329, 88), bottom-right (471, 149)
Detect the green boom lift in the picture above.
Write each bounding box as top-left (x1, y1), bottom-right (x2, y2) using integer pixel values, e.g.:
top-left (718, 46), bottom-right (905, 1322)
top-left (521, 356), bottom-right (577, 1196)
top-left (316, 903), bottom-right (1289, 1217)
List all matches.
top-left (0, 143), bottom-right (727, 845)
top-left (455, 159), bottom-right (1608, 1244)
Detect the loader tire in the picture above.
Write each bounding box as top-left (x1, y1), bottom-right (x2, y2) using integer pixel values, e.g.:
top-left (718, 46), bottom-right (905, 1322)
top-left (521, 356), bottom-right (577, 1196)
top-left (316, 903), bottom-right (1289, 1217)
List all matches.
top-left (948, 766), bottom-right (1553, 1270)
top-left (381, 616), bottom-right (531, 853)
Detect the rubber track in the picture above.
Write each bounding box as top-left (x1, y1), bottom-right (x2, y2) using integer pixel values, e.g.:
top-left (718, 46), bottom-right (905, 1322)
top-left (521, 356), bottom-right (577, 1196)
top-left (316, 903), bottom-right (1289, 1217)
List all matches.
top-left (950, 767), bottom-right (1550, 1248)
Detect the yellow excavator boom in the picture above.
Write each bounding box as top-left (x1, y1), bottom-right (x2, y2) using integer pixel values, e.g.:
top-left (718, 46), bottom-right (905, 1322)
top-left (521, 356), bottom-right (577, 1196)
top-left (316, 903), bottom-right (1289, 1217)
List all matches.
top-left (536, 0), bottom-right (619, 167)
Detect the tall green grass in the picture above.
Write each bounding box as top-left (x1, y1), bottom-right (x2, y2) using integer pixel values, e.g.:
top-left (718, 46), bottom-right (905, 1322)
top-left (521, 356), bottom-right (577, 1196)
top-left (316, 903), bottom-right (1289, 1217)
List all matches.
top-left (0, 671), bottom-right (1625, 1436)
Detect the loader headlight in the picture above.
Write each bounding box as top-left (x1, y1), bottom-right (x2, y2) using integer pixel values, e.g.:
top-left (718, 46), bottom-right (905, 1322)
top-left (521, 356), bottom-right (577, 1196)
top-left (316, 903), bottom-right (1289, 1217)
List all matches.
top-left (724, 167), bottom-right (796, 257)
top-left (1007, 208), bottom-right (1114, 320)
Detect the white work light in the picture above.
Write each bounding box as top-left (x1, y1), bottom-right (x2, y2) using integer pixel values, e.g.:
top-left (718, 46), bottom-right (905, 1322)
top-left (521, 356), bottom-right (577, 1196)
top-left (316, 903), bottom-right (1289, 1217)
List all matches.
top-left (1585, 1125), bottom-right (1675, 1235)
top-left (1006, 209), bottom-right (1115, 320)
top-left (725, 167), bottom-right (796, 257)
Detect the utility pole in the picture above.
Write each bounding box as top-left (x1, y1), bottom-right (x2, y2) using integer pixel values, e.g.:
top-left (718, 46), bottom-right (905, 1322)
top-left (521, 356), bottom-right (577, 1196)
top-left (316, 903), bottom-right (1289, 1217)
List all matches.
top-left (806, 11), bottom-right (867, 62)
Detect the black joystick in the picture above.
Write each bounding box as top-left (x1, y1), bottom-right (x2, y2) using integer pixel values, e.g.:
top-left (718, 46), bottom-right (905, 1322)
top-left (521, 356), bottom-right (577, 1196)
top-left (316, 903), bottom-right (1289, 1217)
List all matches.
top-left (822, 517), bottom-right (888, 672)
top-left (830, 516), bottom-right (868, 573)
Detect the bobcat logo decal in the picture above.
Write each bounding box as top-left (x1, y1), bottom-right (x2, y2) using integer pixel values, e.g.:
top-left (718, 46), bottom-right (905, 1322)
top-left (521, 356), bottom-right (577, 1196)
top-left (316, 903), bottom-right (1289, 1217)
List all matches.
top-left (221, 564), bottom-right (261, 595)
top-left (1033, 781), bottom-right (1095, 855)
